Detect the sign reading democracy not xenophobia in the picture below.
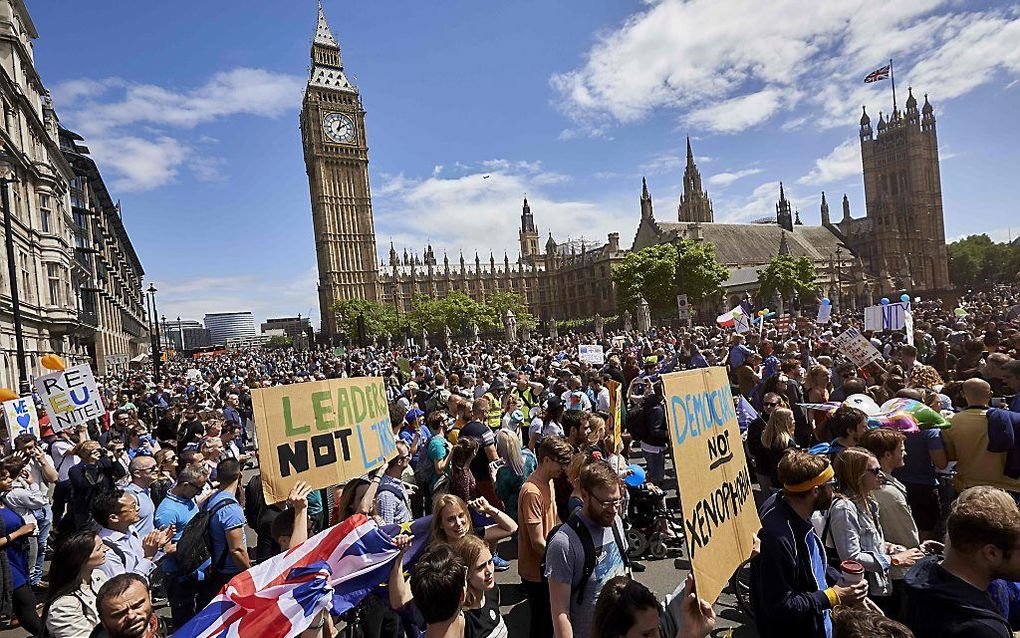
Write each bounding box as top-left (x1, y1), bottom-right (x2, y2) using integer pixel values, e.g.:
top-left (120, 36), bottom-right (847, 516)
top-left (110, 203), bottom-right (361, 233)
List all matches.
top-left (661, 367), bottom-right (761, 605)
top-left (253, 377), bottom-right (398, 504)
top-left (607, 379), bottom-right (623, 453)
top-left (34, 364), bottom-right (105, 432)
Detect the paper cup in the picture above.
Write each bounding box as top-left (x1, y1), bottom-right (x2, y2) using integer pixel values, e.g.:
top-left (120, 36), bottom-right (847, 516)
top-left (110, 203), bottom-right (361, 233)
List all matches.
top-left (840, 560), bottom-right (865, 585)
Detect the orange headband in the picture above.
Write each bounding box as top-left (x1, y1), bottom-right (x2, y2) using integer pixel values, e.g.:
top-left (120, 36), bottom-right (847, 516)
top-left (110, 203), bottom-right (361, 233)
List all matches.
top-left (784, 465), bottom-right (834, 493)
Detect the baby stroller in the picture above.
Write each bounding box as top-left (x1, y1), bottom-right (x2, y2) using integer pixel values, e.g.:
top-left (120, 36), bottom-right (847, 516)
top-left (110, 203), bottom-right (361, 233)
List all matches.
top-left (624, 482), bottom-right (685, 560)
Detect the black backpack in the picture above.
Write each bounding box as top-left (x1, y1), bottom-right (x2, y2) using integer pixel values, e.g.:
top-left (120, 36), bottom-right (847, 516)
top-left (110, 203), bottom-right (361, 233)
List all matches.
top-left (541, 511), bottom-right (630, 604)
top-left (175, 498), bottom-right (234, 576)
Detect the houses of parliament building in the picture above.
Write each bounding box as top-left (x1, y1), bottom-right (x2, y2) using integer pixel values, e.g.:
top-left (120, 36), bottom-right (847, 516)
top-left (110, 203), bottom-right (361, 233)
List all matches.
top-left (302, 4), bottom-right (950, 336)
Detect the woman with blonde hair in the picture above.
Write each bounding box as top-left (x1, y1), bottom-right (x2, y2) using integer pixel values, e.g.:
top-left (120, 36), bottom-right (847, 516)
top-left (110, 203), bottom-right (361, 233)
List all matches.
top-left (822, 447), bottom-right (924, 611)
top-left (494, 431), bottom-right (535, 524)
top-left (430, 493), bottom-right (516, 546)
top-left (757, 408), bottom-right (799, 495)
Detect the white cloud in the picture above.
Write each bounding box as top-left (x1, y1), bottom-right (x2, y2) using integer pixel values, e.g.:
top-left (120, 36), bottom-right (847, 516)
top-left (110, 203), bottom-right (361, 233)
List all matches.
top-left (52, 67), bottom-right (304, 192)
top-left (639, 152), bottom-right (683, 176)
top-left (798, 138), bottom-right (859, 185)
top-left (86, 135), bottom-right (189, 192)
top-left (708, 167), bottom-right (764, 187)
top-left (374, 161), bottom-right (630, 259)
top-left (552, 1), bottom-right (1020, 136)
top-left (156, 268), bottom-right (320, 329)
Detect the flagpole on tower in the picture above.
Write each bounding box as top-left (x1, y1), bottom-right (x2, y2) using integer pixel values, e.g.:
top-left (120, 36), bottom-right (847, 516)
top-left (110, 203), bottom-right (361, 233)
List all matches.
top-left (889, 58), bottom-right (897, 114)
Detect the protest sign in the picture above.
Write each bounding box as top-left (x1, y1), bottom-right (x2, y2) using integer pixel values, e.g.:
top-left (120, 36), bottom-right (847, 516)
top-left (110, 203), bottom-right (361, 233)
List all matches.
top-left (677, 294), bottom-right (690, 328)
top-left (832, 327), bottom-right (883, 368)
top-left (578, 344), bottom-right (605, 365)
top-left (253, 376), bottom-right (398, 504)
top-left (186, 368), bottom-right (203, 383)
top-left (661, 367), bottom-right (760, 605)
top-left (607, 379), bottom-right (623, 453)
top-left (34, 364), bottom-right (105, 432)
top-left (904, 308), bottom-right (915, 346)
top-left (864, 302), bottom-right (908, 332)
top-left (775, 314), bottom-right (792, 333)
top-left (2, 396), bottom-right (39, 441)
top-left (817, 303), bottom-right (832, 324)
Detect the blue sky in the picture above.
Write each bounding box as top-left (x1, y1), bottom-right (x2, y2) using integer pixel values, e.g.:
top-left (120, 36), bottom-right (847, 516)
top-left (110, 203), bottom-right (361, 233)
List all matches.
top-left (30, 1), bottom-right (1020, 327)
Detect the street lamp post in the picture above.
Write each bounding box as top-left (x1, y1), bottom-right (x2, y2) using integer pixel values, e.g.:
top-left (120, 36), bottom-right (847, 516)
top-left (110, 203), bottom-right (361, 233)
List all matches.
top-left (0, 154), bottom-right (29, 394)
top-left (177, 316), bottom-right (183, 351)
top-left (146, 283), bottom-right (162, 383)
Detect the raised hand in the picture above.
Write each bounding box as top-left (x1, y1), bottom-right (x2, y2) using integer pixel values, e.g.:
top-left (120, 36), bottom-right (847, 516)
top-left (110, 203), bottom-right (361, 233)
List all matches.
top-left (288, 481), bottom-right (313, 512)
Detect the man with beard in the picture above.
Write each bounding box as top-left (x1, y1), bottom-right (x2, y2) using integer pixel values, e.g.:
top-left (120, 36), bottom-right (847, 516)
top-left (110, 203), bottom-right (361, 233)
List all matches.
top-left (94, 573), bottom-right (167, 638)
top-left (751, 450), bottom-right (868, 638)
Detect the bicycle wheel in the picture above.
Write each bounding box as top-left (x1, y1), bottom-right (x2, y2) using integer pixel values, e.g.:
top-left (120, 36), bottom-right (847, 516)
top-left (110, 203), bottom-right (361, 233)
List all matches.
top-left (729, 559), bottom-right (755, 620)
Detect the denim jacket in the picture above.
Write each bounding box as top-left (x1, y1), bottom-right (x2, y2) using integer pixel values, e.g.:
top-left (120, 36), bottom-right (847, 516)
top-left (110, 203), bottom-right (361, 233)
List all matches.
top-left (818, 496), bottom-right (892, 597)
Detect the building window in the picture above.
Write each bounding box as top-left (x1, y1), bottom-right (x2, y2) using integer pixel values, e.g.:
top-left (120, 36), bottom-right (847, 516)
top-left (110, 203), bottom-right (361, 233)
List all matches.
top-left (39, 194), bottom-right (52, 233)
top-left (19, 253), bottom-right (31, 301)
top-left (46, 263), bottom-right (60, 306)
top-left (70, 175), bottom-right (87, 209)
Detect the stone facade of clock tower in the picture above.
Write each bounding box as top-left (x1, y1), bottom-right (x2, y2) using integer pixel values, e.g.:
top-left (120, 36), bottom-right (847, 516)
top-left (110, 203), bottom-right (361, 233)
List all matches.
top-left (301, 2), bottom-right (380, 336)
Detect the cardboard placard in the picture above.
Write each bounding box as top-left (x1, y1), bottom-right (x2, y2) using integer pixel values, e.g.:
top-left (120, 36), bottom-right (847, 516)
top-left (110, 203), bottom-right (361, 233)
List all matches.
top-left (864, 302), bottom-right (908, 332)
top-left (775, 314), bottom-right (793, 333)
top-left (832, 327), bottom-right (883, 368)
top-left (252, 376), bottom-right (398, 504)
top-left (607, 379), bottom-right (623, 454)
top-left (661, 367), bottom-right (761, 605)
top-left (186, 369), bottom-right (203, 383)
top-left (3, 396), bottom-right (39, 441)
top-left (34, 364), bottom-right (105, 432)
top-left (578, 344), bottom-right (605, 365)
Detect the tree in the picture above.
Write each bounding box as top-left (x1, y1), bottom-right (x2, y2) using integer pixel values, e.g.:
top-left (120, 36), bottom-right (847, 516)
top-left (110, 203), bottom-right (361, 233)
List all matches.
top-left (612, 243), bottom-right (683, 316)
top-left (756, 254), bottom-right (817, 313)
top-left (675, 238), bottom-right (729, 303)
top-left (265, 335), bottom-right (293, 349)
top-left (409, 292), bottom-right (493, 333)
top-left (612, 241), bottom-right (727, 316)
top-left (484, 292), bottom-right (537, 330)
top-left (948, 234), bottom-right (1020, 288)
top-left (330, 298), bottom-right (401, 340)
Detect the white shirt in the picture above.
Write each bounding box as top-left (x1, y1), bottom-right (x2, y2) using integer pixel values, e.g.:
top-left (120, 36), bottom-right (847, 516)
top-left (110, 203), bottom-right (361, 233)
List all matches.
top-left (28, 454), bottom-right (56, 490)
top-left (51, 439), bottom-right (78, 482)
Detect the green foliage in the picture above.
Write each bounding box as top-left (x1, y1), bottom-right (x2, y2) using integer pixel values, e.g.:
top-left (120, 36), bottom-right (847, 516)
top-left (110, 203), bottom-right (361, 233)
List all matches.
top-left (484, 292), bottom-right (537, 330)
top-left (265, 335), bottom-right (293, 348)
top-left (330, 298), bottom-right (404, 339)
top-left (612, 240), bottom-right (726, 316)
top-left (947, 234), bottom-right (1020, 288)
top-left (675, 238), bottom-right (729, 303)
top-left (756, 254), bottom-right (817, 304)
top-left (408, 292), bottom-right (494, 333)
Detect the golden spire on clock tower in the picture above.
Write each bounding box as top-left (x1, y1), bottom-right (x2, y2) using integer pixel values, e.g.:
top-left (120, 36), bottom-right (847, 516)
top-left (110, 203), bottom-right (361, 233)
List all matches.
top-left (301, 1), bottom-right (381, 335)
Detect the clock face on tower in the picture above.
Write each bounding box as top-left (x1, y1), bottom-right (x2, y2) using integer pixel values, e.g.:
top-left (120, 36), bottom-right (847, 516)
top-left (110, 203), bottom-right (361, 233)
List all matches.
top-left (322, 112), bottom-right (356, 144)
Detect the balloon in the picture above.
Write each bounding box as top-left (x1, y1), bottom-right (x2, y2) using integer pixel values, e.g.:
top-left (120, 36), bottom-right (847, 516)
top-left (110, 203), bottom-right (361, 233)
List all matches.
top-left (900, 294), bottom-right (910, 303)
top-left (880, 297), bottom-right (890, 305)
top-left (757, 310), bottom-right (765, 317)
top-left (41, 354), bottom-right (66, 371)
top-left (763, 308), bottom-right (770, 314)
top-left (954, 307), bottom-right (967, 317)
top-left (0, 388), bottom-right (17, 402)
top-left (624, 464), bottom-right (646, 488)
top-left (821, 298), bottom-right (831, 306)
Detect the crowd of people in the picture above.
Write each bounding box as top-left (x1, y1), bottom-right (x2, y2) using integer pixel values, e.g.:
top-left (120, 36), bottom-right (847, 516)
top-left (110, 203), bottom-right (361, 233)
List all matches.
top-left (0, 285), bottom-right (1019, 638)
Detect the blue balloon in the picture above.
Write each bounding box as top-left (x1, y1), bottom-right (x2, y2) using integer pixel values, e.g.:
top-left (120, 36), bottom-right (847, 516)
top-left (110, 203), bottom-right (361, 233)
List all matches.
top-left (880, 297), bottom-right (890, 305)
top-left (900, 294), bottom-right (910, 303)
top-left (624, 464), bottom-right (646, 487)
top-left (821, 298), bottom-right (831, 306)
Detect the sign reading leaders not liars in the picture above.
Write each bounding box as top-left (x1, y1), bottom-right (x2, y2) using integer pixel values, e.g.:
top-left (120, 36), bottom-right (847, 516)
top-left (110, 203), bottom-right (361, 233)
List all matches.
top-left (661, 367), bottom-right (761, 605)
top-left (252, 376), bottom-right (398, 504)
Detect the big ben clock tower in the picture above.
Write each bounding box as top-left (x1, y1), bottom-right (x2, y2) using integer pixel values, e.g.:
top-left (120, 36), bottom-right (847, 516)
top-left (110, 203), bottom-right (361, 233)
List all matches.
top-left (301, 1), bottom-right (380, 336)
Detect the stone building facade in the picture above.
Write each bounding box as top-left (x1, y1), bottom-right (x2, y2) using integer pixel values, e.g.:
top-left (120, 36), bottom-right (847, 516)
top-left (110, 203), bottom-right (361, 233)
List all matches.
top-left (60, 128), bottom-right (148, 375)
top-left (304, 5), bottom-right (623, 325)
top-left (828, 91), bottom-right (951, 293)
top-left (301, 2), bottom-right (380, 336)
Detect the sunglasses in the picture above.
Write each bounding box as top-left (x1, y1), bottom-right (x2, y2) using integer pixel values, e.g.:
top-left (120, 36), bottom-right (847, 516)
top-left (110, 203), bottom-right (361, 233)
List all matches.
top-left (763, 402), bottom-right (781, 407)
top-left (865, 467), bottom-right (884, 476)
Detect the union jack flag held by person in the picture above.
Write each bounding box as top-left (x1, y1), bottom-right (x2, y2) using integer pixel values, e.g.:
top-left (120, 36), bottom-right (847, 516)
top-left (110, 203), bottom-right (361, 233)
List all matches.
top-left (176, 514), bottom-right (400, 638)
top-left (864, 64), bottom-right (891, 83)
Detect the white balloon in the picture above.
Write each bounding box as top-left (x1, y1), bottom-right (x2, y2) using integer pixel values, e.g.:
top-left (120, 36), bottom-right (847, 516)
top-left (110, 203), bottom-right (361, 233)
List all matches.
top-left (844, 393), bottom-right (881, 415)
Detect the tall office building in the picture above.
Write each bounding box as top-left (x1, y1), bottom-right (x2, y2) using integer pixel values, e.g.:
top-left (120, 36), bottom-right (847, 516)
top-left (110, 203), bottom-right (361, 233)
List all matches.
top-left (203, 312), bottom-right (257, 346)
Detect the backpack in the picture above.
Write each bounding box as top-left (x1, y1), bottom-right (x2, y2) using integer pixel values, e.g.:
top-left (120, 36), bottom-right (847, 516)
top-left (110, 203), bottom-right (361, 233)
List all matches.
top-left (413, 434), bottom-right (441, 488)
top-left (244, 474), bottom-right (265, 530)
top-left (627, 403), bottom-right (648, 443)
top-left (541, 511), bottom-right (630, 604)
top-left (175, 497), bottom-right (235, 576)
top-left (424, 388), bottom-right (450, 416)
